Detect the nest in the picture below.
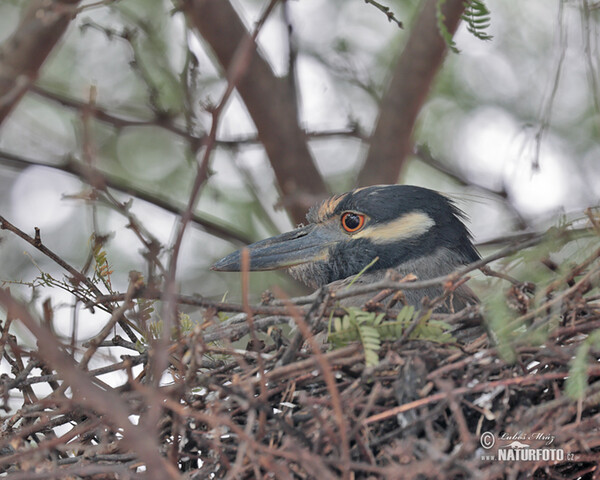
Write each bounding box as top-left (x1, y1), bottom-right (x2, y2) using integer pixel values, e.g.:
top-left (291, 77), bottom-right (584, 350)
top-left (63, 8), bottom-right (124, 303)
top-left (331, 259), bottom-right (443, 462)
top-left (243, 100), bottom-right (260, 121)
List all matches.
top-left (1, 231), bottom-right (600, 479)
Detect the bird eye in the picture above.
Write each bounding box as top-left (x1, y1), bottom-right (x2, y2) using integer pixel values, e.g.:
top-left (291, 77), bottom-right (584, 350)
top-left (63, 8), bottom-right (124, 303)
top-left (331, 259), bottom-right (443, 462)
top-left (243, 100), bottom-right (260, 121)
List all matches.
top-left (341, 212), bottom-right (365, 233)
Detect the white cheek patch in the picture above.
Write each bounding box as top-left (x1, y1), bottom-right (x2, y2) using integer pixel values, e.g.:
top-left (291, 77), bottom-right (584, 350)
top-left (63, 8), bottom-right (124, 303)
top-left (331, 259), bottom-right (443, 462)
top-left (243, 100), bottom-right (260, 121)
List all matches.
top-left (353, 211), bottom-right (435, 243)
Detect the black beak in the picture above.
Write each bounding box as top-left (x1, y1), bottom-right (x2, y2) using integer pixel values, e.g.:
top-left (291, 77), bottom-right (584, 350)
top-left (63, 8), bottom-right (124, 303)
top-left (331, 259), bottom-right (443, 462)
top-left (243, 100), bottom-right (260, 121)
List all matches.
top-left (211, 223), bottom-right (332, 272)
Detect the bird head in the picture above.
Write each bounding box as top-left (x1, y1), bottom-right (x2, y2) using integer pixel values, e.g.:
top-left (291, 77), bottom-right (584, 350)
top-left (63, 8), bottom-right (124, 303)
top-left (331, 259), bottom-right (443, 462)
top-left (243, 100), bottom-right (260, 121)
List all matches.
top-left (212, 185), bottom-right (479, 288)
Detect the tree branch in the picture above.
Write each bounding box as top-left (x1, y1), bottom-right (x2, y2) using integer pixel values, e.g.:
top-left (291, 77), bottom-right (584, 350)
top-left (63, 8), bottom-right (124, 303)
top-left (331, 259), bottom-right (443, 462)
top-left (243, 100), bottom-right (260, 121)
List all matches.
top-left (182, 0), bottom-right (328, 224)
top-left (0, 148), bottom-right (252, 245)
top-left (0, 290), bottom-right (178, 479)
top-left (0, 0), bottom-right (80, 124)
top-left (358, 0), bottom-right (466, 186)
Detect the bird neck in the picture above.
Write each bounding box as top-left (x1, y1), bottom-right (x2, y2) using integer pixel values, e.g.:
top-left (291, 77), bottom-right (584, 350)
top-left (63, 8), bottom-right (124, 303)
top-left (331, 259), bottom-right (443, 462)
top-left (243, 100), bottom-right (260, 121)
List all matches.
top-left (391, 246), bottom-right (471, 280)
top-left (288, 245), bottom-right (473, 289)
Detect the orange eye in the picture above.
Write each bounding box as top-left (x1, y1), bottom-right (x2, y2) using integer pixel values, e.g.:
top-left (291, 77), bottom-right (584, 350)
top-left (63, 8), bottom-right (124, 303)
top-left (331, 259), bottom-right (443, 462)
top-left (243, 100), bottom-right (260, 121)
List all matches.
top-left (341, 212), bottom-right (365, 233)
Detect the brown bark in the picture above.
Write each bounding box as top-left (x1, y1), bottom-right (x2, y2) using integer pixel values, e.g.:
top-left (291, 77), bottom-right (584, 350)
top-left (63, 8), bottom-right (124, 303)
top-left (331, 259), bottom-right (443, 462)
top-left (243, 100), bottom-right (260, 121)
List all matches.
top-left (0, 0), bottom-right (80, 124)
top-left (358, 0), bottom-right (466, 187)
top-left (182, 0), bottom-right (327, 225)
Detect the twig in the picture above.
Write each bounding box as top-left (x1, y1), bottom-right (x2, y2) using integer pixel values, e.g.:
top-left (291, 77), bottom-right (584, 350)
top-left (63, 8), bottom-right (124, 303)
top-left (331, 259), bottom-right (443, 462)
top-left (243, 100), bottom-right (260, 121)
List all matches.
top-left (0, 148), bottom-right (252, 245)
top-left (274, 287), bottom-right (352, 480)
top-left (364, 368), bottom-right (600, 425)
top-left (149, 0), bottom-right (283, 452)
top-left (364, 0), bottom-right (404, 28)
top-left (0, 215), bottom-right (102, 296)
top-left (0, 289), bottom-right (179, 479)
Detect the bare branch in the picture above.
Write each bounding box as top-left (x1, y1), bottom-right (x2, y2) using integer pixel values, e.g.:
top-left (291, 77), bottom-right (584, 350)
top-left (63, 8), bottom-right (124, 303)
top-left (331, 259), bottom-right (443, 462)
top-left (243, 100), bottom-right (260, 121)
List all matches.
top-left (182, 0), bottom-right (328, 224)
top-left (0, 289), bottom-right (179, 479)
top-left (0, 0), bottom-right (80, 124)
top-left (358, 0), bottom-right (466, 186)
top-left (0, 148), bottom-right (252, 245)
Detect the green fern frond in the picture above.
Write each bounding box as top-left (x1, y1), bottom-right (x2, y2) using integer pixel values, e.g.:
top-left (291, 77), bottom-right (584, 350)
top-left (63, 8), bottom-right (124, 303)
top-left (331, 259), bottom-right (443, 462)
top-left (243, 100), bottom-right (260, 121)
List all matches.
top-left (147, 312), bottom-right (195, 341)
top-left (462, 0), bottom-right (493, 42)
top-left (328, 306), bottom-right (455, 366)
top-left (357, 323), bottom-right (381, 367)
top-left (437, 0), bottom-right (492, 54)
top-left (148, 319), bottom-right (163, 340)
top-left (179, 312), bottom-right (194, 335)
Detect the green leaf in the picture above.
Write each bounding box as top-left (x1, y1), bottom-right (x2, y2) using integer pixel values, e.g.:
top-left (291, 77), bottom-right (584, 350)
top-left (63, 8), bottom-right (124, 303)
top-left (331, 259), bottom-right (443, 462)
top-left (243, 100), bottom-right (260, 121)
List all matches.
top-left (327, 305), bottom-right (455, 366)
top-left (462, 0), bottom-right (493, 42)
top-left (436, 0), bottom-right (459, 53)
top-left (345, 256), bottom-right (379, 288)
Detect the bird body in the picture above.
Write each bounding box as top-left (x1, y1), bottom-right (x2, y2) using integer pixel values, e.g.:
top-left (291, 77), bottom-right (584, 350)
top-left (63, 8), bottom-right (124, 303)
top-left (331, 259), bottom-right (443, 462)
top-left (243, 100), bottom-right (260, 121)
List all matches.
top-left (213, 185), bottom-right (480, 313)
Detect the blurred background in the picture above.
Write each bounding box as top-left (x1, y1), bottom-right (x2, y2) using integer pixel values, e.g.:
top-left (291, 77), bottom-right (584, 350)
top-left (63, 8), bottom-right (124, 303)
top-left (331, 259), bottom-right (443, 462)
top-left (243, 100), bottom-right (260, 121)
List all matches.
top-left (0, 0), bottom-right (599, 339)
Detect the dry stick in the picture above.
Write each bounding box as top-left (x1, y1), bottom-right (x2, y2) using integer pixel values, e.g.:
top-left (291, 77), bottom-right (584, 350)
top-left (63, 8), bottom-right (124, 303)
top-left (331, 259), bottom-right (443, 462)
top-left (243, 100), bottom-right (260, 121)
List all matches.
top-left (414, 144), bottom-right (530, 231)
top-left (164, 396), bottom-right (337, 480)
top-left (225, 409), bottom-right (257, 480)
top-left (163, 0), bottom-right (281, 303)
top-left (279, 286), bottom-right (331, 366)
top-left (95, 290), bottom-right (310, 315)
top-left (30, 84), bottom-right (204, 144)
top-left (96, 190), bottom-right (167, 276)
top-left (0, 290), bottom-right (179, 479)
top-left (241, 248), bottom-right (269, 441)
top-left (435, 378), bottom-right (474, 454)
top-left (0, 405), bottom-right (74, 451)
top-left (29, 86), bottom-right (364, 150)
top-left (2, 358), bottom-right (40, 396)
top-left (542, 244), bottom-right (600, 297)
top-left (203, 315), bottom-right (291, 343)
top-left (4, 464), bottom-right (136, 480)
top-left (278, 234), bottom-right (547, 307)
top-left (333, 234), bottom-right (546, 301)
top-left (274, 287), bottom-right (351, 480)
top-left (17, 353), bottom-right (147, 388)
top-left (161, 0), bottom-right (281, 342)
top-left (0, 417), bottom-right (102, 469)
top-left (149, 0), bottom-right (281, 454)
top-left (78, 273), bottom-right (141, 370)
top-left (358, 0), bottom-right (466, 186)
top-left (91, 231), bottom-right (551, 346)
top-left (0, 0), bottom-right (80, 124)
top-left (261, 345), bottom-right (360, 384)
top-left (185, 0), bottom-right (327, 225)
top-left (364, 368), bottom-right (600, 425)
top-left (502, 262), bottom-right (600, 338)
top-left (80, 84), bottom-right (167, 277)
top-left (426, 347), bottom-right (496, 380)
top-left (96, 228), bottom-right (547, 310)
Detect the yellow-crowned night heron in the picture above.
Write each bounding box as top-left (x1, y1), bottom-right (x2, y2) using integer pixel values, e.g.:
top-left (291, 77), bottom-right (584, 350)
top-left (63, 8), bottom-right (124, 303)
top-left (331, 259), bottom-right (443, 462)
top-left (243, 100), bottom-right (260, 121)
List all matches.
top-left (213, 185), bottom-right (480, 313)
